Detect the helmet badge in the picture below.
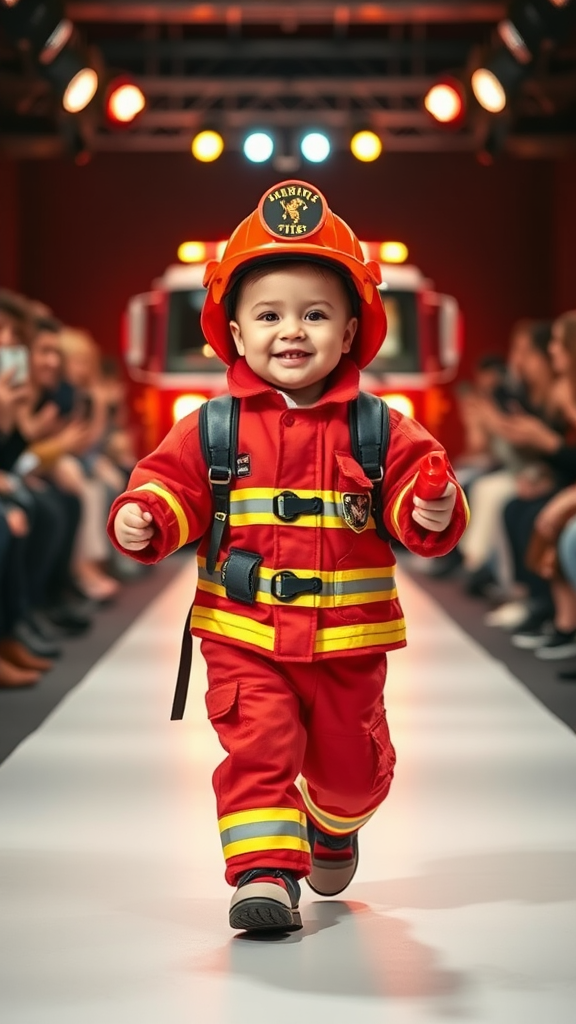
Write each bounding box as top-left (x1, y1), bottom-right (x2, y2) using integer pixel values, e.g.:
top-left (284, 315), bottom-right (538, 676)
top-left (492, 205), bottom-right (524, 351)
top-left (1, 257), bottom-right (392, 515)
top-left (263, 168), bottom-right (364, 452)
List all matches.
top-left (258, 181), bottom-right (327, 240)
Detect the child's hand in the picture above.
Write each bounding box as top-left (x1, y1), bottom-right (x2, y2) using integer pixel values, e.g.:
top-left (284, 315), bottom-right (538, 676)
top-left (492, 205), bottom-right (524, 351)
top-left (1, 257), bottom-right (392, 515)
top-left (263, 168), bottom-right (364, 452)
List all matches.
top-left (412, 482), bottom-right (456, 532)
top-left (114, 502), bottom-right (154, 550)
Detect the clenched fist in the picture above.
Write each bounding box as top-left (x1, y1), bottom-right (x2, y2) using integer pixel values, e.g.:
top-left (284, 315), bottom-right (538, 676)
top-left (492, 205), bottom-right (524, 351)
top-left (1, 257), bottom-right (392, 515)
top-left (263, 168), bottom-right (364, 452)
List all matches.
top-left (412, 481), bottom-right (457, 533)
top-left (114, 502), bottom-right (155, 551)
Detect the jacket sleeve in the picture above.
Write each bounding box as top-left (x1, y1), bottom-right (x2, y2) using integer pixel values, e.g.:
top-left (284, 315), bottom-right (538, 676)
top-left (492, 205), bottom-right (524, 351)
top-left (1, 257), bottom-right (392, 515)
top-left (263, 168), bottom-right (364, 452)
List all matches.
top-left (380, 411), bottom-right (469, 557)
top-left (107, 411), bottom-right (213, 564)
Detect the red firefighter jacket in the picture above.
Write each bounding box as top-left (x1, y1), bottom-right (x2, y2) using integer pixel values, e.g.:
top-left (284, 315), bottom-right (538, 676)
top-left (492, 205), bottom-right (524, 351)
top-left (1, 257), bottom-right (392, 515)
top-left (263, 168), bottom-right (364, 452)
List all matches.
top-left (108, 356), bottom-right (469, 661)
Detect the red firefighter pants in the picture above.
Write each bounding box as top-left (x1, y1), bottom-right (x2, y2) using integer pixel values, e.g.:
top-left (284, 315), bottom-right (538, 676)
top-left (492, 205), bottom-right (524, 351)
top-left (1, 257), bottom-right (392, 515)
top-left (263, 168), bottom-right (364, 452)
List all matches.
top-left (201, 639), bottom-right (396, 885)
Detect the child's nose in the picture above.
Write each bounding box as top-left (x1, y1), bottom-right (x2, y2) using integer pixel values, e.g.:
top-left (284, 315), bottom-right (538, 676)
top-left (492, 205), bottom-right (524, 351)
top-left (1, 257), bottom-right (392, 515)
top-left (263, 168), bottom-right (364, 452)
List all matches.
top-left (280, 317), bottom-right (305, 340)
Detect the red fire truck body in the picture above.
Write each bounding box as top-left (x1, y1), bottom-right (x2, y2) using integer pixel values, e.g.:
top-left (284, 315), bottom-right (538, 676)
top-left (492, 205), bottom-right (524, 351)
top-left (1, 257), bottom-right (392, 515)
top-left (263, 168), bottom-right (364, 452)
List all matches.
top-left (122, 242), bottom-right (462, 458)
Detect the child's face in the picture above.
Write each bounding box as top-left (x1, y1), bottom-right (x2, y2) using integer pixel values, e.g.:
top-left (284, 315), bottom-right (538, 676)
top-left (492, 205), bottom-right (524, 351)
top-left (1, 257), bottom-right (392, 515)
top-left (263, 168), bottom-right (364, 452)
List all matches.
top-left (229, 265), bottom-right (358, 405)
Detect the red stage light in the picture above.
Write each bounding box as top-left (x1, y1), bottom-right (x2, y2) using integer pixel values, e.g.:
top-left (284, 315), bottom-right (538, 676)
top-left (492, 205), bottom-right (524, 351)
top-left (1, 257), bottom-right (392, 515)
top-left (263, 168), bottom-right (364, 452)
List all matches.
top-left (105, 77), bottom-right (146, 126)
top-left (424, 78), bottom-right (465, 126)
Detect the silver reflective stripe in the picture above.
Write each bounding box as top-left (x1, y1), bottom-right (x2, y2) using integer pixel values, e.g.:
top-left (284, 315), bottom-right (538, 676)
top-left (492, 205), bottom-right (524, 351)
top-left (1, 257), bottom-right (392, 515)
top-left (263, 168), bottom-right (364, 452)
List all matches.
top-left (198, 565), bottom-right (396, 598)
top-left (220, 819), bottom-right (308, 848)
top-left (229, 496), bottom-right (341, 518)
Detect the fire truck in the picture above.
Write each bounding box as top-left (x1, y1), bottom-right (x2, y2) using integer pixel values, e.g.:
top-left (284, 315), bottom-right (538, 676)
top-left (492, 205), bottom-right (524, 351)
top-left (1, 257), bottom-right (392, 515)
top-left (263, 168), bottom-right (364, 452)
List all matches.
top-left (122, 241), bottom-right (462, 458)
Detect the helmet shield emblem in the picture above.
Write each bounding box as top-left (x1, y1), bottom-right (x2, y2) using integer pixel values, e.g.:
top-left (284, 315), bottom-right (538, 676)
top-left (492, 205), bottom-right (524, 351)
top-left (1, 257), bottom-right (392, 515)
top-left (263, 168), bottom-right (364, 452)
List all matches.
top-left (342, 492), bottom-right (372, 533)
top-left (258, 182), bottom-right (327, 240)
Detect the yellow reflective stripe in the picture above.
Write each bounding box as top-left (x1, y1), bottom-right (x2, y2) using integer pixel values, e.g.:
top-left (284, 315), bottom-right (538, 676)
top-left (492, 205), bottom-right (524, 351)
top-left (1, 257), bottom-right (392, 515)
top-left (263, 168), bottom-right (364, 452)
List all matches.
top-left (196, 577), bottom-right (396, 608)
top-left (222, 835), bottom-right (311, 860)
top-left (228, 487), bottom-right (376, 531)
top-left (314, 619), bottom-right (406, 653)
top-left (191, 606), bottom-right (275, 651)
top-left (300, 779), bottom-right (378, 833)
top-left (391, 473), bottom-right (418, 537)
top-left (229, 512), bottom-right (358, 529)
top-left (197, 556), bottom-right (395, 583)
top-left (133, 483), bottom-right (189, 547)
top-left (231, 487), bottom-right (337, 502)
top-left (219, 807), bottom-right (305, 832)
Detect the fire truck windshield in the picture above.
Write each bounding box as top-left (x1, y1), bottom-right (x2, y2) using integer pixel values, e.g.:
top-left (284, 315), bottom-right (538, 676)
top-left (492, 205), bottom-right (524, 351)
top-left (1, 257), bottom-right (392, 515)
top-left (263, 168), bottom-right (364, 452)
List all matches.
top-left (166, 288), bottom-right (226, 372)
top-left (164, 286), bottom-right (419, 375)
top-left (366, 292), bottom-right (419, 374)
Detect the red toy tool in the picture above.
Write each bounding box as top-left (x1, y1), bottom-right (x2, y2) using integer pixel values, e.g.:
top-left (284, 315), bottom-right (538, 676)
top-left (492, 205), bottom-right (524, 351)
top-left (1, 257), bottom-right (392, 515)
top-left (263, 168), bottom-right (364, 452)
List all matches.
top-left (414, 451), bottom-right (449, 500)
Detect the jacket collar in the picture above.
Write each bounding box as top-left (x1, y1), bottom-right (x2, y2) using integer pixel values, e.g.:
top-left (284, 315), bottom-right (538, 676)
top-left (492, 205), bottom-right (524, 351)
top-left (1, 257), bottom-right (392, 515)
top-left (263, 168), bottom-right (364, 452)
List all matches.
top-left (227, 356), bottom-right (361, 407)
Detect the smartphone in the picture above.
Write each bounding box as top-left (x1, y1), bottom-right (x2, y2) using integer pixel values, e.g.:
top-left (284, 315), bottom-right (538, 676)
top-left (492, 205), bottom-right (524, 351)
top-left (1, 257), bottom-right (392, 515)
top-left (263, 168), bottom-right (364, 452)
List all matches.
top-left (0, 345), bottom-right (29, 386)
top-left (75, 393), bottom-right (93, 421)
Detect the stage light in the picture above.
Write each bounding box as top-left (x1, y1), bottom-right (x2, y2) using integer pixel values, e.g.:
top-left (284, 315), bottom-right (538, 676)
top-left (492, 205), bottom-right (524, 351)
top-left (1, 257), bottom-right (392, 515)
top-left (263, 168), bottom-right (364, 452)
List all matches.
top-left (192, 130), bottom-right (224, 162)
top-left (106, 78), bottom-right (146, 125)
top-left (424, 79), bottom-right (465, 125)
top-left (379, 242), bottom-right (408, 264)
top-left (243, 132), bottom-right (274, 163)
top-left (62, 67), bottom-right (98, 113)
top-left (350, 130), bottom-right (382, 162)
top-left (471, 44), bottom-right (530, 112)
top-left (301, 132), bottom-right (330, 163)
top-left (177, 242), bottom-right (207, 263)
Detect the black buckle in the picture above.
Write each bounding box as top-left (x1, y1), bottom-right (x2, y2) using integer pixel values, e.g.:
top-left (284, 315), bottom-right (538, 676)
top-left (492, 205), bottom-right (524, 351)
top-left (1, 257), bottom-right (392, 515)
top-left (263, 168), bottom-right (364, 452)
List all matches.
top-left (271, 571), bottom-right (323, 603)
top-left (273, 491), bottom-right (324, 521)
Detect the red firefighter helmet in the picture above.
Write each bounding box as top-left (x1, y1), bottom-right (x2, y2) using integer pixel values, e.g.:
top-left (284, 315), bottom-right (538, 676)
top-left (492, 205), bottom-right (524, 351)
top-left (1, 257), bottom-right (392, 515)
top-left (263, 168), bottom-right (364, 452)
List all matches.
top-left (201, 180), bottom-right (387, 368)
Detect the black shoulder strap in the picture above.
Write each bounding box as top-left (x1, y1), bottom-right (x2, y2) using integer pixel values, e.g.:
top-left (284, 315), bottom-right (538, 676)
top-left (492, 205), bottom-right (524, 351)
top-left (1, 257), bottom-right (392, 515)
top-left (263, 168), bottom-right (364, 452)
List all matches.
top-left (349, 392), bottom-right (390, 541)
top-left (171, 395), bottom-right (239, 721)
top-left (199, 394), bottom-right (239, 575)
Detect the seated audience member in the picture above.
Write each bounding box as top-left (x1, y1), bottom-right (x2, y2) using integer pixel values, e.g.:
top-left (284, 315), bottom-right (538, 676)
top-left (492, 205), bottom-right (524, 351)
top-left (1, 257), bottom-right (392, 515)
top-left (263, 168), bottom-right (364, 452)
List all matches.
top-left (2, 308), bottom-right (92, 635)
top-left (51, 326), bottom-right (125, 601)
top-left (490, 311), bottom-right (576, 637)
top-left (517, 484), bottom-right (576, 660)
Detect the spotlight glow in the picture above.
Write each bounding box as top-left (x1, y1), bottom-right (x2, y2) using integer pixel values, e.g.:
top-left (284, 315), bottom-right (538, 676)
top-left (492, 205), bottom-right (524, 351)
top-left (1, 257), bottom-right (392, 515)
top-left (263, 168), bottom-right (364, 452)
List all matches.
top-left (471, 68), bottom-right (507, 113)
top-left (192, 130), bottom-right (224, 162)
top-left (424, 82), bottom-right (464, 124)
top-left (243, 132), bottom-right (274, 163)
top-left (350, 130), bottom-right (382, 162)
top-left (107, 82), bottom-right (146, 124)
top-left (62, 67), bottom-right (98, 113)
top-left (301, 132), bottom-right (330, 163)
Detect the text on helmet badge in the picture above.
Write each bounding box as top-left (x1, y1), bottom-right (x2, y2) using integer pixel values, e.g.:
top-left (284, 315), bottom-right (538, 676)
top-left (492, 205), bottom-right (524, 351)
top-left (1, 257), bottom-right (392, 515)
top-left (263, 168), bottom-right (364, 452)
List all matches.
top-left (258, 181), bottom-right (327, 240)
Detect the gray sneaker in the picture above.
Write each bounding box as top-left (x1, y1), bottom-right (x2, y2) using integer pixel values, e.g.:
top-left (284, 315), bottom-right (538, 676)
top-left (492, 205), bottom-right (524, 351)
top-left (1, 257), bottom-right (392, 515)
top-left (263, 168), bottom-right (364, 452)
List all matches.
top-left (229, 869), bottom-right (302, 932)
top-left (305, 822), bottom-right (359, 897)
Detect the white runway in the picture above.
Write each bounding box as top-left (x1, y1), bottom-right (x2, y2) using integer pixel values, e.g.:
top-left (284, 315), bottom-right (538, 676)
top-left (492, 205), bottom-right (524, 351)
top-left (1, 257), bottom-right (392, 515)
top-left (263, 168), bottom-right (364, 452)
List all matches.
top-left (1, 558), bottom-right (576, 1024)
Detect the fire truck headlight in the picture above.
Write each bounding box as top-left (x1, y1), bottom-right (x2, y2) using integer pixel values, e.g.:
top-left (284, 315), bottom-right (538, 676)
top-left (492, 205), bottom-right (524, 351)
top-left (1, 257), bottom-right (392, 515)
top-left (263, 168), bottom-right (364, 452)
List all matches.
top-left (381, 393), bottom-right (415, 418)
top-left (173, 393), bottom-right (208, 421)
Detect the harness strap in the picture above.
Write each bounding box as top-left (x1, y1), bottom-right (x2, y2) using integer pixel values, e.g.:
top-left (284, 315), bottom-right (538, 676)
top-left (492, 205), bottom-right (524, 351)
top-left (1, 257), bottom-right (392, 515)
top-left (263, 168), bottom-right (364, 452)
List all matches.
top-left (199, 395), bottom-right (239, 574)
top-left (171, 603), bottom-right (193, 721)
top-left (349, 392), bottom-right (390, 541)
top-left (173, 390), bottom-right (390, 719)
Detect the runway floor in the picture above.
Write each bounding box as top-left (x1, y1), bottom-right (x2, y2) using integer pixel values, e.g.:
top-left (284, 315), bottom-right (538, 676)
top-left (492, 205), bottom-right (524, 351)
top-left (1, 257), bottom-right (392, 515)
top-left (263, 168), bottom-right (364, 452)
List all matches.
top-left (1, 558), bottom-right (575, 1024)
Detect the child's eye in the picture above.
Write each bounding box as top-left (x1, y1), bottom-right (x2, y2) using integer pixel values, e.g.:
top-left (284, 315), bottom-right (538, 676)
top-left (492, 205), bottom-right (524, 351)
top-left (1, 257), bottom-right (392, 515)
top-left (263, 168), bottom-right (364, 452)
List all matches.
top-left (306, 310), bottom-right (327, 321)
top-left (258, 312), bottom-right (279, 322)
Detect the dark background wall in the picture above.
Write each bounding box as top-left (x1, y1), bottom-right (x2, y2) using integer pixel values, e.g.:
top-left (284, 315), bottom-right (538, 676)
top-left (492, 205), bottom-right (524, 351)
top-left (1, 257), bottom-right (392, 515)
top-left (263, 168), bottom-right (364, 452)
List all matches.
top-left (5, 151), bottom-right (572, 377)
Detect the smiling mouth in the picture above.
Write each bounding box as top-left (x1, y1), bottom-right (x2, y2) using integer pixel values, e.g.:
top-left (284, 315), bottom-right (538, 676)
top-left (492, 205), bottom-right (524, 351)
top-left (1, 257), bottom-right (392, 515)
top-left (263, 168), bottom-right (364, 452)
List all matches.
top-left (273, 350), bottom-right (311, 360)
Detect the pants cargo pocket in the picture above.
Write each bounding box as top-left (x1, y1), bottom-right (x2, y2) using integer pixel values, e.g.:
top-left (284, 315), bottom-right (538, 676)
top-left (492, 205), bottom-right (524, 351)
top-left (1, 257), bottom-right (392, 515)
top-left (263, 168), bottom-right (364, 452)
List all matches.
top-left (370, 712), bottom-right (396, 797)
top-left (205, 681), bottom-right (241, 751)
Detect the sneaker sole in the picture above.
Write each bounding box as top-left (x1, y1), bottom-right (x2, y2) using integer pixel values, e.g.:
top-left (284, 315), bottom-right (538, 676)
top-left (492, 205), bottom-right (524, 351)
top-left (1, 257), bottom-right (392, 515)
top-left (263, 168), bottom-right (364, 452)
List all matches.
top-left (536, 644), bottom-right (576, 660)
top-left (510, 636), bottom-right (550, 650)
top-left (229, 898), bottom-right (302, 932)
